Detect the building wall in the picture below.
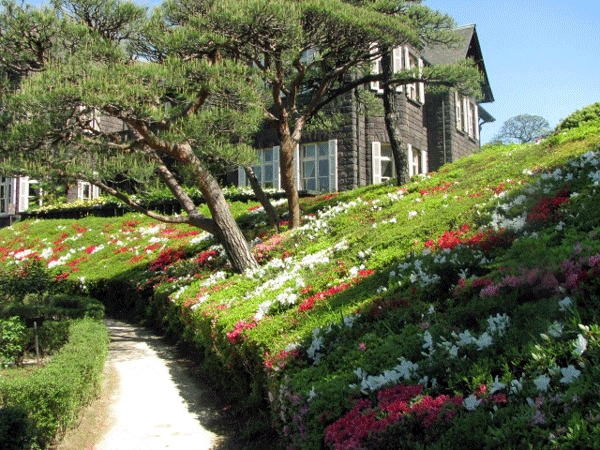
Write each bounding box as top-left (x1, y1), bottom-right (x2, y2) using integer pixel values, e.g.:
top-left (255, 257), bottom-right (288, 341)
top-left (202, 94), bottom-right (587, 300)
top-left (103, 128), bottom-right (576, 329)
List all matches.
top-left (426, 91), bottom-right (480, 173)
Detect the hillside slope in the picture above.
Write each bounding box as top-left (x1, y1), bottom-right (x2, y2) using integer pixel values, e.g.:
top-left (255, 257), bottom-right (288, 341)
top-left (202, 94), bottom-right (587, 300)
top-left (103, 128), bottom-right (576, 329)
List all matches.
top-left (2, 121), bottom-right (600, 449)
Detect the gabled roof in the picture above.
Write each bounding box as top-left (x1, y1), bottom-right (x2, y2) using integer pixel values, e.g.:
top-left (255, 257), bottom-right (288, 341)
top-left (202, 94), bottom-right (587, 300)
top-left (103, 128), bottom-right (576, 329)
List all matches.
top-left (421, 24), bottom-right (494, 104)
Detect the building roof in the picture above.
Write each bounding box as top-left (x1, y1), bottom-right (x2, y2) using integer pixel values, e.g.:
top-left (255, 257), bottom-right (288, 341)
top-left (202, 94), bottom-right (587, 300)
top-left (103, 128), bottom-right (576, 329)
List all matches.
top-left (421, 24), bottom-right (494, 104)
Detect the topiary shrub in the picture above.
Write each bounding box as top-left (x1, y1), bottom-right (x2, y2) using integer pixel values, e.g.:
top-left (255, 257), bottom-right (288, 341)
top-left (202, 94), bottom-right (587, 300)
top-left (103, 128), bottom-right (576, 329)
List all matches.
top-left (0, 406), bottom-right (34, 450)
top-left (557, 102), bottom-right (600, 130)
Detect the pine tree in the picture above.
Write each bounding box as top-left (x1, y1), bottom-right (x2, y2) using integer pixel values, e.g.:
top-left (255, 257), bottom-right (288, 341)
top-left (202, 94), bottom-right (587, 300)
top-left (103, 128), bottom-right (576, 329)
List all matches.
top-left (0, 0), bottom-right (263, 272)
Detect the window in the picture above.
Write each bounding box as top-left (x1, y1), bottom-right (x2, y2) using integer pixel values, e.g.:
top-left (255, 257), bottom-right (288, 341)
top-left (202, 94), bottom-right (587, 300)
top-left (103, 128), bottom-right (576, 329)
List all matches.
top-left (372, 45), bottom-right (424, 103)
top-left (301, 142), bottom-right (330, 191)
top-left (370, 43), bottom-right (384, 93)
top-left (238, 147), bottom-right (280, 189)
top-left (454, 91), bottom-right (480, 140)
top-left (372, 142), bottom-right (426, 184)
top-left (455, 91), bottom-right (463, 131)
top-left (298, 140), bottom-right (338, 192)
top-left (77, 181), bottom-right (100, 201)
top-left (0, 177), bottom-right (12, 214)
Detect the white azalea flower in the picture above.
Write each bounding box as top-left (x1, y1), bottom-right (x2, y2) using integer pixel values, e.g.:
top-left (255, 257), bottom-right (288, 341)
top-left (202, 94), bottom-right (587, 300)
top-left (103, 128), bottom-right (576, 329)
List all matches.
top-left (534, 374), bottom-right (551, 392)
top-left (489, 376), bottom-right (506, 395)
top-left (560, 365), bottom-right (581, 384)
top-left (464, 395), bottom-right (482, 411)
top-left (547, 321), bottom-right (564, 337)
top-left (475, 332), bottom-right (493, 350)
top-left (558, 297), bottom-right (572, 311)
top-left (573, 334), bottom-right (588, 356)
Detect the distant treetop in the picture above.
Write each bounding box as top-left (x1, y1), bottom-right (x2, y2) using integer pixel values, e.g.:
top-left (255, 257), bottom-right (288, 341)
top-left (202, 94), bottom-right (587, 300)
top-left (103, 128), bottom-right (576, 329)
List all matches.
top-left (493, 114), bottom-right (551, 144)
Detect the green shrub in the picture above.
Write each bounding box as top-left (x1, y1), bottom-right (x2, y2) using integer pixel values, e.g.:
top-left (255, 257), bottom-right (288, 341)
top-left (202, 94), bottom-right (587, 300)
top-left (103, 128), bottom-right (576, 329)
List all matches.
top-left (0, 319), bottom-right (109, 448)
top-left (0, 406), bottom-right (34, 450)
top-left (557, 102), bottom-right (600, 130)
top-left (0, 317), bottom-right (27, 367)
top-left (0, 260), bottom-right (56, 303)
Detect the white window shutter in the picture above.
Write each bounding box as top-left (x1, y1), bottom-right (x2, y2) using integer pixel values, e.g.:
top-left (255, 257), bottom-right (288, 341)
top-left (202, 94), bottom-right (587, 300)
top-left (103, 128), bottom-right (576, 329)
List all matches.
top-left (372, 141), bottom-right (382, 184)
top-left (455, 91), bottom-right (462, 130)
top-left (18, 176), bottom-right (29, 212)
top-left (407, 144), bottom-right (414, 177)
top-left (328, 139), bottom-right (338, 192)
top-left (462, 97), bottom-right (469, 133)
top-left (474, 105), bottom-right (480, 141)
top-left (404, 47), bottom-right (411, 97)
top-left (393, 47), bottom-right (403, 92)
top-left (294, 144), bottom-right (301, 191)
top-left (77, 181), bottom-right (83, 199)
top-left (272, 146), bottom-right (280, 190)
top-left (238, 166), bottom-right (247, 187)
top-left (370, 43), bottom-right (381, 92)
top-left (92, 184), bottom-right (100, 199)
top-left (418, 58), bottom-right (425, 103)
top-left (421, 149), bottom-right (428, 174)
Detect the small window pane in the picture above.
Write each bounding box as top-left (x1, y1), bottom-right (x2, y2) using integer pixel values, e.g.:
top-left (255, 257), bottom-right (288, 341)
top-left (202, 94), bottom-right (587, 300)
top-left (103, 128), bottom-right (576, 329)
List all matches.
top-left (318, 177), bottom-right (329, 191)
top-left (318, 159), bottom-right (329, 177)
top-left (254, 166), bottom-right (262, 182)
top-left (303, 161), bottom-right (315, 178)
top-left (303, 144), bottom-right (315, 158)
top-left (381, 145), bottom-right (393, 159)
top-left (264, 149), bottom-right (273, 163)
top-left (264, 165), bottom-right (273, 182)
top-left (381, 160), bottom-right (394, 179)
top-left (318, 142), bottom-right (329, 157)
top-left (305, 178), bottom-right (316, 190)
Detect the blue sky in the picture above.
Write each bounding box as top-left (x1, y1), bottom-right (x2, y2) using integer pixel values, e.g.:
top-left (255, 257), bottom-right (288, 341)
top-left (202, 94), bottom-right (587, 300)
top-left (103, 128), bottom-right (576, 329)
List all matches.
top-left (425, 0), bottom-right (600, 142)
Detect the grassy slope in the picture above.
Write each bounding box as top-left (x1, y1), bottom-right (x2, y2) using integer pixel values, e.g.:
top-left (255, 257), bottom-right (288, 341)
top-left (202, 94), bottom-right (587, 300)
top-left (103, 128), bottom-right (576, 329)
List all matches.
top-left (2, 121), bottom-right (600, 449)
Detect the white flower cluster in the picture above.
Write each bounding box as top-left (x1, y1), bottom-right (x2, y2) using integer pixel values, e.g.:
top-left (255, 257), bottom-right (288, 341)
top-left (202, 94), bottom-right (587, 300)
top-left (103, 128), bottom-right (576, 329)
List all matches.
top-left (350, 357), bottom-right (421, 392)
top-left (249, 240), bottom-right (351, 322)
top-left (295, 197), bottom-right (366, 239)
top-left (47, 249), bottom-right (77, 268)
top-left (430, 313), bottom-right (510, 357)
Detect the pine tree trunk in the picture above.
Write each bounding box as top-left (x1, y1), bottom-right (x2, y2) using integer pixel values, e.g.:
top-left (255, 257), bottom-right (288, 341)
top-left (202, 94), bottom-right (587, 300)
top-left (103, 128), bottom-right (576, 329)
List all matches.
top-left (199, 169), bottom-right (259, 273)
top-left (243, 165), bottom-right (280, 232)
top-left (279, 128), bottom-right (301, 228)
top-left (176, 143), bottom-right (259, 273)
top-left (381, 46), bottom-right (411, 186)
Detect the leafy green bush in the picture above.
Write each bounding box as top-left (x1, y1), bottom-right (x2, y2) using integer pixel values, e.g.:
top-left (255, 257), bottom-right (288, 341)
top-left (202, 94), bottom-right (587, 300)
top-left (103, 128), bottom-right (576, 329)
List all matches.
top-left (0, 319), bottom-right (109, 448)
top-left (557, 102), bottom-right (600, 130)
top-left (0, 260), bottom-right (56, 303)
top-left (0, 406), bottom-right (34, 450)
top-left (0, 317), bottom-right (27, 367)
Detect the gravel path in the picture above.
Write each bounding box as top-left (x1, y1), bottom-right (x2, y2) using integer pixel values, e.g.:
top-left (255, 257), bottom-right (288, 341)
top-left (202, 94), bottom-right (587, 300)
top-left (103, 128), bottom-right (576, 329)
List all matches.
top-left (56, 319), bottom-right (255, 450)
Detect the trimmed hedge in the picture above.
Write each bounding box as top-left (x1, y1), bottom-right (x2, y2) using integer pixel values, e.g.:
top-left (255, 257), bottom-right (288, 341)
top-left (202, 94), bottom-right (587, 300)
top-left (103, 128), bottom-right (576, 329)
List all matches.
top-left (0, 319), bottom-right (109, 449)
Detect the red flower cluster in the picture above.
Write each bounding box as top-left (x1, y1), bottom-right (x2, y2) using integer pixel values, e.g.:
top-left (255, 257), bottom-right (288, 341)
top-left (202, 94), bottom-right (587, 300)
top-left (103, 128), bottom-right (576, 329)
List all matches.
top-left (527, 189), bottom-right (570, 224)
top-left (83, 245), bottom-right (100, 254)
top-left (419, 182), bottom-right (454, 196)
top-left (264, 349), bottom-right (299, 371)
top-left (194, 250), bottom-right (219, 267)
top-left (253, 233), bottom-right (290, 262)
top-left (148, 248), bottom-right (185, 272)
top-left (71, 224), bottom-right (88, 233)
top-left (325, 384), bottom-right (463, 450)
top-left (226, 320), bottom-right (257, 343)
top-left (298, 270), bottom-right (374, 312)
top-left (424, 224), bottom-right (514, 254)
